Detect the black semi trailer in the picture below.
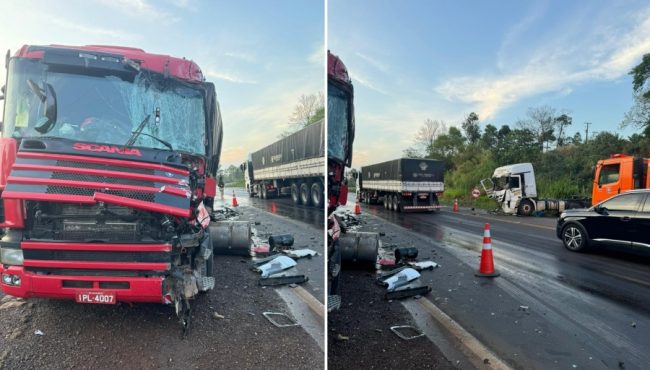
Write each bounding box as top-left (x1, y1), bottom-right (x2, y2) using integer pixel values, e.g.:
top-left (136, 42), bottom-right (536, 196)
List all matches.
top-left (359, 158), bottom-right (444, 212)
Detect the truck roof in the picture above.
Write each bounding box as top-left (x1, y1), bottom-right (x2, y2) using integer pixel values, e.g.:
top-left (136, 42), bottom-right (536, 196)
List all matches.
top-left (328, 51), bottom-right (351, 86)
top-left (493, 163), bottom-right (534, 177)
top-left (14, 44), bottom-right (205, 83)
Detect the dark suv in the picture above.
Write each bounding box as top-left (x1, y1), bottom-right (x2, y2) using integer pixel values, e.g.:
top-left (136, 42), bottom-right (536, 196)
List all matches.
top-left (557, 189), bottom-right (650, 252)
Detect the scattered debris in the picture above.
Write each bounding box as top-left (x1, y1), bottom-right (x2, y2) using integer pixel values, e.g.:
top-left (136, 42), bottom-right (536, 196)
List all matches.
top-left (483, 358), bottom-right (490, 365)
top-left (256, 256), bottom-right (297, 278)
top-left (389, 325), bottom-right (424, 340)
top-left (34, 330), bottom-right (44, 336)
top-left (262, 312), bottom-right (299, 328)
top-left (383, 268), bottom-right (420, 291)
top-left (519, 305), bottom-right (529, 311)
top-left (407, 260), bottom-right (439, 271)
top-left (213, 312), bottom-right (225, 320)
top-left (394, 247), bottom-right (418, 264)
top-left (380, 267), bottom-right (432, 300)
top-left (336, 334), bottom-right (349, 342)
top-left (631, 322), bottom-right (636, 328)
top-left (283, 248), bottom-right (318, 259)
top-left (211, 205), bottom-right (239, 221)
top-left (268, 234), bottom-right (294, 250)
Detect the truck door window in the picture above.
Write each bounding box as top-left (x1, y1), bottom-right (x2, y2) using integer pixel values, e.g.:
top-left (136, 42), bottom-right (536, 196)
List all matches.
top-left (600, 193), bottom-right (643, 212)
top-left (509, 176), bottom-right (520, 189)
top-left (327, 82), bottom-right (349, 162)
top-left (598, 164), bottom-right (620, 186)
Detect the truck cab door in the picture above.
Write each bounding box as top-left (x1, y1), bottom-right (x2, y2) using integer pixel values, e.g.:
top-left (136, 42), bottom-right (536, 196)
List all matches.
top-left (593, 162), bottom-right (621, 205)
top-left (480, 178), bottom-right (494, 197)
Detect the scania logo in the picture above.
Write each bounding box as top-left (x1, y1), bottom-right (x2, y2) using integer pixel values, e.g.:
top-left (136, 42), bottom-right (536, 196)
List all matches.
top-left (419, 162), bottom-right (428, 171)
top-left (73, 143), bottom-right (142, 157)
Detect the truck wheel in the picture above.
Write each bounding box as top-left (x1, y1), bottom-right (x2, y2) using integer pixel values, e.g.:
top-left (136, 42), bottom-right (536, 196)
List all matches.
top-left (291, 183), bottom-right (301, 204)
top-left (383, 196), bottom-right (389, 209)
top-left (311, 182), bottom-right (323, 208)
top-left (261, 185), bottom-right (267, 199)
top-left (392, 195), bottom-right (400, 212)
top-left (300, 182), bottom-right (312, 206)
top-left (518, 199), bottom-right (535, 216)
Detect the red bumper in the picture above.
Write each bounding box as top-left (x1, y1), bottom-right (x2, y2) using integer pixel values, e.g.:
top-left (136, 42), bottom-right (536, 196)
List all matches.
top-left (0, 265), bottom-right (165, 303)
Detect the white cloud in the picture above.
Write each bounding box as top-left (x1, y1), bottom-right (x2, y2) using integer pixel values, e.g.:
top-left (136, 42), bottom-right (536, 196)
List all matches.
top-left (224, 51), bottom-right (257, 63)
top-left (308, 43), bottom-right (324, 65)
top-left (355, 52), bottom-right (388, 72)
top-left (205, 69), bottom-right (258, 84)
top-left (435, 6), bottom-right (650, 120)
top-left (349, 71), bottom-right (387, 95)
top-left (94, 0), bottom-right (180, 23)
top-left (50, 17), bottom-right (138, 40)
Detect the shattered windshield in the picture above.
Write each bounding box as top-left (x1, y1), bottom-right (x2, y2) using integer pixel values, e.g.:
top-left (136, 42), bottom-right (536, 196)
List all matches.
top-left (2, 58), bottom-right (207, 154)
top-left (327, 82), bottom-right (349, 162)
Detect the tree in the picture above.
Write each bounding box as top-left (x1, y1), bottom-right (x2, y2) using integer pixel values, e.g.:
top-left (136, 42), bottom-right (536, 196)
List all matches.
top-left (281, 92), bottom-right (324, 137)
top-left (406, 119), bottom-right (447, 157)
top-left (430, 126), bottom-right (466, 170)
top-left (554, 113), bottom-right (572, 147)
top-left (622, 54), bottom-right (650, 135)
top-left (461, 112), bottom-right (481, 144)
top-left (518, 106), bottom-right (556, 152)
top-left (480, 124), bottom-right (499, 149)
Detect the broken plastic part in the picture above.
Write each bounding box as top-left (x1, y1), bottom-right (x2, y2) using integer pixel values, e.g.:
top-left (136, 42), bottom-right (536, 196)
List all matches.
top-left (407, 261), bottom-right (439, 270)
top-left (390, 325), bottom-right (424, 340)
top-left (262, 312), bottom-right (300, 328)
top-left (257, 255), bottom-right (297, 278)
top-left (283, 248), bottom-right (318, 259)
top-left (382, 268), bottom-right (420, 291)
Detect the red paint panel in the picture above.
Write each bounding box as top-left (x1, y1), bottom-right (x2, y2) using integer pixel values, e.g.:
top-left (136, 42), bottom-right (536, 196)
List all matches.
top-left (2, 191), bottom-right (95, 204)
top-left (12, 163), bottom-right (182, 185)
top-left (23, 260), bottom-right (169, 271)
top-left (0, 265), bottom-right (165, 303)
top-left (93, 192), bottom-right (190, 217)
top-left (205, 177), bottom-right (216, 197)
top-left (0, 139), bottom-right (25, 228)
top-left (160, 186), bottom-right (190, 198)
top-left (21, 242), bottom-right (171, 253)
top-left (17, 152), bottom-right (188, 176)
top-left (8, 176), bottom-right (159, 193)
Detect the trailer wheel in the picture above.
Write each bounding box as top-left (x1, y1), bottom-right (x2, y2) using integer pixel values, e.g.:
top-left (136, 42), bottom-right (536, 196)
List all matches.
top-left (300, 182), bottom-right (312, 206)
top-left (392, 195), bottom-right (400, 212)
top-left (518, 199), bottom-right (535, 216)
top-left (383, 196), bottom-right (389, 209)
top-left (291, 183), bottom-right (301, 204)
top-left (260, 185), bottom-right (267, 199)
top-left (311, 182), bottom-right (323, 208)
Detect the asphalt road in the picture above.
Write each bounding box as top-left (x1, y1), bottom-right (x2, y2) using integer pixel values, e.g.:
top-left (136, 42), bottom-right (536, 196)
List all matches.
top-left (0, 190), bottom-right (324, 369)
top-left (334, 197), bottom-right (650, 369)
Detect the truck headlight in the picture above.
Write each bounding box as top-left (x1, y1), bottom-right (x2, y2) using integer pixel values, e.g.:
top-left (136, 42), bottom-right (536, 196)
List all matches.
top-left (0, 248), bottom-right (24, 265)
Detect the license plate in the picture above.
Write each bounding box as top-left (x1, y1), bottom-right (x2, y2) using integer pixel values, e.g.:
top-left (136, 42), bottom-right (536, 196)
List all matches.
top-left (75, 291), bottom-right (116, 305)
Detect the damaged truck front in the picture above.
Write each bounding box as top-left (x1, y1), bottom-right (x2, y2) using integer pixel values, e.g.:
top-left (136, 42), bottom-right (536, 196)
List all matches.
top-left (0, 45), bottom-right (223, 333)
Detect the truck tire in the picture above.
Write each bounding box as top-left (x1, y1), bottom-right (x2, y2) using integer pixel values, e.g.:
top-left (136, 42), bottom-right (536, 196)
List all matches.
top-left (300, 182), bottom-right (312, 206)
top-left (261, 185), bottom-right (267, 199)
top-left (518, 199), bottom-right (535, 216)
top-left (291, 183), bottom-right (301, 204)
top-left (392, 195), bottom-right (400, 212)
top-left (311, 182), bottom-right (323, 208)
top-left (383, 196), bottom-right (389, 209)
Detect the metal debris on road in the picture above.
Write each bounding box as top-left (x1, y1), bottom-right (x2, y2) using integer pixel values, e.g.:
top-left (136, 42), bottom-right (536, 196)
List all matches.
top-left (382, 268), bottom-right (420, 291)
top-left (256, 256), bottom-right (297, 278)
top-left (213, 312), bottom-right (225, 319)
top-left (407, 260), bottom-right (439, 270)
top-left (389, 325), bottom-right (424, 340)
top-left (34, 330), bottom-right (44, 336)
top-left (283, 248), bottom-right (319, 259)
top-left (519, 305), bottom-right (529, 311)
top-left (262, 312), bottom-right (300, 328)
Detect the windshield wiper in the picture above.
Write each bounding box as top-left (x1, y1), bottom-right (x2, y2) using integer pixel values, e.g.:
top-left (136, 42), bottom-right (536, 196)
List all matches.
top-left (124, 114), bottom-right (151, 147)
top-left (137, 132), bottom-right (174, 152)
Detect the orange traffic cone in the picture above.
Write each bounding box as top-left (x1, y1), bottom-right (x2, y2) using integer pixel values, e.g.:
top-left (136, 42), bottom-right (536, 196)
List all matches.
top-left (354, 200), bottom-right (361, 215)
top-left (453, 198), bottom-right (459, 212)
top-left (476, 223), bottom-right (500, 277)
top-left (232, 190), bottom-right (238, 207)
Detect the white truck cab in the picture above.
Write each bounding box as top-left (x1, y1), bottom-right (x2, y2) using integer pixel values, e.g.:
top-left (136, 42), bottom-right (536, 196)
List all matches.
top-left (241, 155), bottom-right (254, 196)
top-left (481, 163), bottom-right (537, 215)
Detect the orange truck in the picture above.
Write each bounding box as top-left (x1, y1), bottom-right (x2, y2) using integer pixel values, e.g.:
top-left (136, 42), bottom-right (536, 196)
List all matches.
top-left (592, 154), bottom-right (650, 205)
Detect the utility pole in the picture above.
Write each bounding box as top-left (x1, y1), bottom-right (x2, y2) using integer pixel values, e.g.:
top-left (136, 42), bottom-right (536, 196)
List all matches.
top-left (584, 122), bottom-right (592, 143)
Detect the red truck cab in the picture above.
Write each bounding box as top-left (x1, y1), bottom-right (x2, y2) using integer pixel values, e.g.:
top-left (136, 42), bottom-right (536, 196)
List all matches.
top-left (0, 45), bottom-right (222, 331)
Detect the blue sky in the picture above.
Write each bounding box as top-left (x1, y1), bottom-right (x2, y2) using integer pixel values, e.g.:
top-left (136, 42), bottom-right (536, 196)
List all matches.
top-left (0, 0), bottom-right (323, 166)
top-left (329, 0), bottom-right (650, 166)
